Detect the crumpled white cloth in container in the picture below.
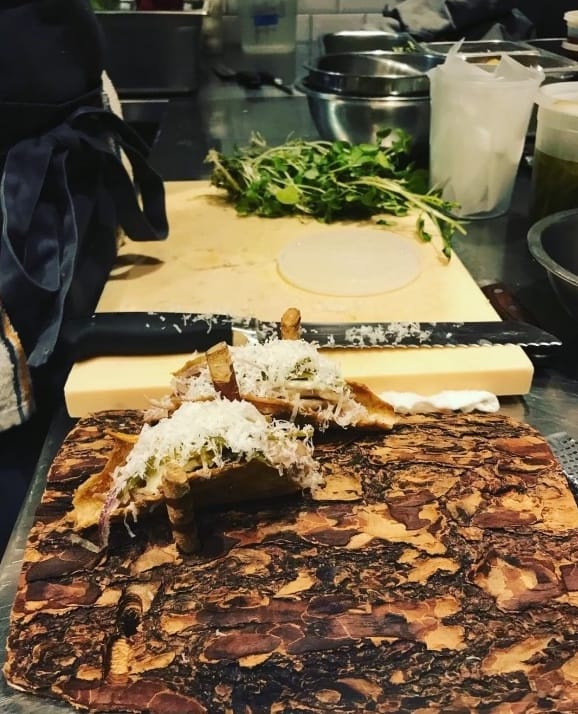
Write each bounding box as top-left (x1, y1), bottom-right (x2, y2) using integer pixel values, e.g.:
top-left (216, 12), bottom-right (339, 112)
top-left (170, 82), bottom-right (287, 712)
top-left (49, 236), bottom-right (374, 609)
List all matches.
top-left (428, 44), bottom-right (544, 217)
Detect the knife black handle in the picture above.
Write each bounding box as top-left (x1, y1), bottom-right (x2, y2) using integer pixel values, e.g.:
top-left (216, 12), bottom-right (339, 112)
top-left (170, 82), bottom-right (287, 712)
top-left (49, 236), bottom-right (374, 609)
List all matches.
top-left (59, 312), bottom-right (234, 361)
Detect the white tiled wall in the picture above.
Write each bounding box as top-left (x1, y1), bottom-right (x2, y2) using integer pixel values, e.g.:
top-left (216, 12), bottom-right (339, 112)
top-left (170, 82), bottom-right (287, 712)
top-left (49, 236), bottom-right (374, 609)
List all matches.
top-left (220, 0), bottom-right (389, 45)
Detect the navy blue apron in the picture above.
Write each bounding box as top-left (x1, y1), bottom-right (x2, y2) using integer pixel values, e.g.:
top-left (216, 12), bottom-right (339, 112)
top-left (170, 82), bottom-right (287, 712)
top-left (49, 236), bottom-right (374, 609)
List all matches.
top-left (0, 103), bottom-right (169, 368)
top-left (0, 0), bottom-right (169, 370)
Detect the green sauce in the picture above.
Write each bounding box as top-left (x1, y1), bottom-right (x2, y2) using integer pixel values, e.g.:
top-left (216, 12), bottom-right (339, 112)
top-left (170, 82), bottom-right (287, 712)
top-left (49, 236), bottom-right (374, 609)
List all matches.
top-left (531, 149), bottom-right (578, 222)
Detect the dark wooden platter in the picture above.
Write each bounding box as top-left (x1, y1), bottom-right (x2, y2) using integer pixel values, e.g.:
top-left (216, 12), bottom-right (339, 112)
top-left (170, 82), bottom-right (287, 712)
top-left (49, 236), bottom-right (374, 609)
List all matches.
top-left (4, 410), bottom-right (578, 713)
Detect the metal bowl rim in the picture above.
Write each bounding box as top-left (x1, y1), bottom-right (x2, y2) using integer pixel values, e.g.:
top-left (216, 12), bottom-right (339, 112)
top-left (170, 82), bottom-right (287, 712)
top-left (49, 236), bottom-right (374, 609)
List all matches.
top-left (306, 51), bottom-right (443, 76)
top-left (296, 79), bottom-right (431, 103)
top-left (528, 208), bottom-right (578, 288)
top-left (322, 30), bottom-right (416, 40)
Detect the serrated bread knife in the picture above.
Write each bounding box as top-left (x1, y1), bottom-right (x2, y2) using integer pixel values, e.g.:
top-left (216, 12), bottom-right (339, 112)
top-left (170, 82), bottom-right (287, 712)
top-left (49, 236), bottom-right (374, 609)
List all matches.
top-left (59, 312), bottom-right (562, 361)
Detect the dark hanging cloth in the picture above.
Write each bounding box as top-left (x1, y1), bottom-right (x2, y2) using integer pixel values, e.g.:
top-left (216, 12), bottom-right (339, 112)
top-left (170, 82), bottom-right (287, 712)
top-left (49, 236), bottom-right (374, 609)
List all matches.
top-left (0, 0), bottom-right (168, 407)
top-left (1, 105), bottom-right (169, 369)
top-left (381, 0), bottom-right (535, 41)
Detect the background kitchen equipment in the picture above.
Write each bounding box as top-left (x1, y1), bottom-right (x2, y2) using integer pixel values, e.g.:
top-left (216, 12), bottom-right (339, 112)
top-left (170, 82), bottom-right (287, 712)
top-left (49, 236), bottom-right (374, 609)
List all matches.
top-left (135, 0), bottom-right (184, 8)
top-left (322, 30), bottom-right (421, 55)
top-left (530, 81), bottom-right (578, 221)
top-left (95, 3), bottom-right (207, 96)
top-left (465, 50), bottom-right (578, 79)
top-left (213, 63), bottom-right (294, 94)
top-left (318, 37), bottom-right (578, 88)
top-left (239, 0), bottom-right (297, 54)
top-left (564, 10), bottom-right (578, 53)
top-left (528, 208), bottom-right (578, 322)
top-left (296, 82), bottom-right (431, 157)
top-left (424, 39), bottom-right (541, 57)
top-left (298, 50), bottom-right (438, 157)
top-left (298, 38), bottom-right (577, 158)
top-left (303, 51), bottom-right (443, 97)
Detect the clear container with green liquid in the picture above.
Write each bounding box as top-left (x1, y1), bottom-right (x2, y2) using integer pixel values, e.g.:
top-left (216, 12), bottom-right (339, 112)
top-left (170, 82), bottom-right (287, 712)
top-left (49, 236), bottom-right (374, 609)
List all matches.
top-left (531, 82), bottom-right (578, 222)
top-left (239, 0), bottom-right (297, 54)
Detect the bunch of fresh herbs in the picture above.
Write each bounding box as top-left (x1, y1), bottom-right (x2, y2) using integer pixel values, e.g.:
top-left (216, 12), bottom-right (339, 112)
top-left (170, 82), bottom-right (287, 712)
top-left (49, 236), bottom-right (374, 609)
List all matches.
top-left (206, 129), bottom-right (464, 258)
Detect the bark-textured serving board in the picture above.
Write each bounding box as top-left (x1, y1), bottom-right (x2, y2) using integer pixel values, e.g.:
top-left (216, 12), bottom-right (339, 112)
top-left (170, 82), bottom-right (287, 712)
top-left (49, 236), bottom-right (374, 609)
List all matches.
top-left (4, 411), bottom-right (578, 713)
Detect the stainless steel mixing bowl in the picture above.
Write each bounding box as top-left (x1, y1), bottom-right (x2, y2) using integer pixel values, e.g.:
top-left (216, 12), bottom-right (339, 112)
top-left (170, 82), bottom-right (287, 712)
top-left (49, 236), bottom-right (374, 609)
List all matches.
top-left (528, 208), bottom-right (578, 321)
top-left (296, 80), bottom-right (431, 157)
top-left (322, 30), bottom-right (422, 55)
top-left (304, 51), bottom-right (442, 97)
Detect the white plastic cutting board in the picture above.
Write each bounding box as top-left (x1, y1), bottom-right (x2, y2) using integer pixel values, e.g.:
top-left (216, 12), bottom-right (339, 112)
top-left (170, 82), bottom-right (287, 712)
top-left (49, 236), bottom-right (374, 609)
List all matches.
top-left (64, 181), bottom-right (533, 417)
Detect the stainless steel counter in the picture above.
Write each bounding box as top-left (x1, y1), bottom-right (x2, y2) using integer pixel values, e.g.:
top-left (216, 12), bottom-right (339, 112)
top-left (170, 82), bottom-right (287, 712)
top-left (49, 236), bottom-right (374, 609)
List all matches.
top-left (2, 41), bottom-right (578, 712)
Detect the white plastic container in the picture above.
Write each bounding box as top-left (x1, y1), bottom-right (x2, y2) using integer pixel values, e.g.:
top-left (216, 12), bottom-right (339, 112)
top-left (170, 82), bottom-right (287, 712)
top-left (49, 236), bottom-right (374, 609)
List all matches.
top-left (563, 10), bottom-right (578, 52)
top-left (531, 82), bottom-right (578, 220)
top-left (428, 53), bottom-right (543, 219)
top-left (239, 0), bottom-right (297, 54)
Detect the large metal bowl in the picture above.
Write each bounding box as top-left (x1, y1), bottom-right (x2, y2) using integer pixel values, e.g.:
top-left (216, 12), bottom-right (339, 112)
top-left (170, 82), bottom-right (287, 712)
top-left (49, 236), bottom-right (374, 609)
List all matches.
top-left (304, 51), bottom-right (443, 97)
top-left (528, 209), bottom-right (578, 321)
top-left (296, 80), bottom-right (431, 158)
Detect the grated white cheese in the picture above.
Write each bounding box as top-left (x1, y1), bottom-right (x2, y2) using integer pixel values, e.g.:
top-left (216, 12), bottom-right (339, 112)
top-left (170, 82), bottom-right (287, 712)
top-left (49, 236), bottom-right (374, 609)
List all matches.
top-left (344, 322), bottom-right (433, 346)
top-left (168, 339), bottom-right (367, 429)
top-left (112, 399), bottom-right (321, 504)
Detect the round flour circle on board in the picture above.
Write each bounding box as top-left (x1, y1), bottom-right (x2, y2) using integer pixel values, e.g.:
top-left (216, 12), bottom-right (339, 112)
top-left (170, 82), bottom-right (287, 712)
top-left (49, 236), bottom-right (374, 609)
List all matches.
top-left (277, 227), bottom-right (422, 297)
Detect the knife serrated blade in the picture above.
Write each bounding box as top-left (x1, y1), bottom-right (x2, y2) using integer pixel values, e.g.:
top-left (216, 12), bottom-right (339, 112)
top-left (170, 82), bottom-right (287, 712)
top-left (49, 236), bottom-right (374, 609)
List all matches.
top-left (60, 312), bottom-right (563, 361)
top-left (290, 320), bottom-right (562, 349)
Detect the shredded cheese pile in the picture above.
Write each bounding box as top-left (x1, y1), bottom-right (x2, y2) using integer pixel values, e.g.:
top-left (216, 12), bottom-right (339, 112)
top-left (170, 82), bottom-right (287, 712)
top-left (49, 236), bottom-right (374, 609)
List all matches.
top-left (168, 339), bottom-right (367, 428)
top-left (112, 399), bottom-right (321, 503)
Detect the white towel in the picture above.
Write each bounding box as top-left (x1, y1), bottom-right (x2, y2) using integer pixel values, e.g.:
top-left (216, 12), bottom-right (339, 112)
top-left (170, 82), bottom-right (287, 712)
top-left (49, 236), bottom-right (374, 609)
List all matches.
top-left (0, 301), bottom-right (34, 432)
top-left (380, 389), bottom-right (500, 414)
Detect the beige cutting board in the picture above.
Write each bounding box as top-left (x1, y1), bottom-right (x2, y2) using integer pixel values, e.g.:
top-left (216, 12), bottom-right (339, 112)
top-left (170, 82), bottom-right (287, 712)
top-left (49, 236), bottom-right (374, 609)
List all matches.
top-left (64, 181), bottom-right (533, 416)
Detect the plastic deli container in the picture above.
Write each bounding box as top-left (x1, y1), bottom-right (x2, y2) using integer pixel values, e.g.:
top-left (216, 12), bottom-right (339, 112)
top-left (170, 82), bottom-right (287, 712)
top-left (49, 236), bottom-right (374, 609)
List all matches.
top-left (563, 10), bottom-right (578, 52)
top-left (531, 82), bottom-right (578, 221)
top-left (239, 0), bottom-right (297, 54)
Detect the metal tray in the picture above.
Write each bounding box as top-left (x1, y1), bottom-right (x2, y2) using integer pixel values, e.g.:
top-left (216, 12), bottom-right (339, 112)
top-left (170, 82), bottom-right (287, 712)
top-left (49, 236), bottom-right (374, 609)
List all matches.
top-left (423, 39), bottom-right (540, 56)
top-left (0, 410), bottom-right (75, 713)
top-left (465, 47), bottom-right (578, 79)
